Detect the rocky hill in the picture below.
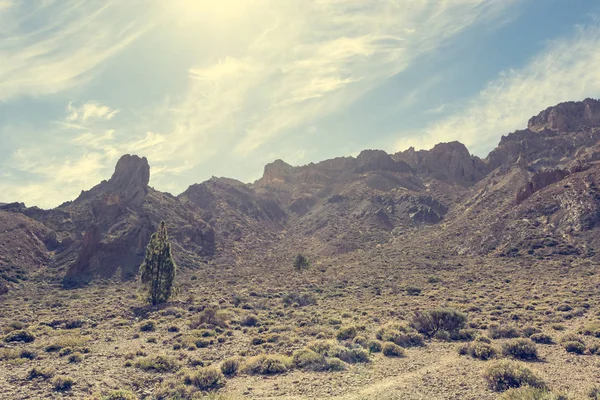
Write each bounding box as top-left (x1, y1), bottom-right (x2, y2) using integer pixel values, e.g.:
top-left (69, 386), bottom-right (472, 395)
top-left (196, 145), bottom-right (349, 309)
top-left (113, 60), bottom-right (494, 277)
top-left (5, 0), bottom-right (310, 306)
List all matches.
top-left (2, 98), bottom-right (600, 289)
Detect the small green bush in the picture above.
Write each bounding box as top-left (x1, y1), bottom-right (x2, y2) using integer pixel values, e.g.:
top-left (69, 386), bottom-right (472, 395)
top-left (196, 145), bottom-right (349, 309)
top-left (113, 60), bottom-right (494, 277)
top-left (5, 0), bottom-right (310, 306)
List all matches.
top-left (336, 326), bottom-right (357, 341)
top-left (489, 325), bottom-right (521, 339)
top-left (405, 286), bottom-right (422, 296)
top-left (184, 367), bottom-right (224, 391)
top-left (410, 308), bottom-right (467, 338)
top-left (102, 390), bottom-right (137, 400)
top-left (563, 341), bottom-right (586, 354)
top-left (4, 330), bottom-right (35, 343)
top-left (502, 339), bottom-right (538, 361)
top-left (382, 342), bottom-right (405, 357)
top-left (367, 340), bottom-right (382, 353)
top-left (220, 358), bottom-right (240, 376)
top-left (458, 342), bottom-right (498, 360)
top-left (327, 345), bottom-right (370, 364)
top-left (530, 333), bottom-right (553, 345)
top-left (484, 360), bottom-right (545, 392)
top-left (52, 376), bottom-right (74, 391)
top-left (68, 352), bottom-right (83, 363)
top-left (27, 367), bottom-right (54, 380)
top-left (242, 354), bottom-right (292, 375)
top-left (135, 355), bottom-right (178, 372)
top-left (140, 320), bottom-right (156, 332)
top-left (501, 386), bottom-right (568, 400)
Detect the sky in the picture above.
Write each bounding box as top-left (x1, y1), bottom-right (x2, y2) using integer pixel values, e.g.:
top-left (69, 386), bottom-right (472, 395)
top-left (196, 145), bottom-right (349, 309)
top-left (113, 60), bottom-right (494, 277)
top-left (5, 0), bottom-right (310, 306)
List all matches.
top-left (1, 0), bottom-right (600, 209)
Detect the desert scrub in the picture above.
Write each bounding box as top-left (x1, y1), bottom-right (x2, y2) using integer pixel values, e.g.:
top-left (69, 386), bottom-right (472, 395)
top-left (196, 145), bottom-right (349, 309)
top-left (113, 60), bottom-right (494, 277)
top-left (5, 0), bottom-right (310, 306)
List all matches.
top-left (184, 366), bottom-right (225, 391)
top-left (27, 367), bottom-right (54, 380)
top-left (336, 325), bottom-right (357, 340)
top-left (502, 339), bottom-right (539, 361)
top-left (484, 360), bottom-right (545, 392)
top-left (190, 307), bottom-right (230, 329)
top-left (530, 333), bottom-right (554, 344)
top-left (458, 341), bottom-right (498, 360)
top-left (367, 340), bottom-right (382, 353)
top-left (410, 308), bottom-right (467, 339)
top-left (282, 292), bottom-right (317, 307)
top-left (382, 342), bottom-right (405, 357)
top-left (376, 323), bottom-right (425, 348)
top-left (52, 375), bottom-right (75, 391)
top-left (135, 354), bottom-right (179, 372)
top-left (563, 341), bottom-right (586, 354)
top-left (242, 354), bottom-right (293, 375)
top-left (4, 329), bottom-right (35, 343)
top-left (489, 325), bottom-right (521, 339)
top-left (326, 344), bottom-right (369, 364)
top-left (102, 390), bottom-right (137, 400)
top-left (292, 348), bottom-right (346, 372)
top-left (579, 323), bottom-right (600, 338)
top-left (139, 320), bottom-right (156, 332)
top-left (68, 352), bottom-right (84, 363)
top-left (220, 357), bottom-right (240, 376)
top-left (500, 387), bottom-right (568, 400)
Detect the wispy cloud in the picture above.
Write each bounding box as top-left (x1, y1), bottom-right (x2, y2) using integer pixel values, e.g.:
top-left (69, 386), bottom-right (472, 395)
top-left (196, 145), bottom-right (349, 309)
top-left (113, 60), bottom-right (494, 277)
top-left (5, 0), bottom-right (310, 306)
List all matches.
top-left (394, 24), bottom-right (600, 155)
top-left (66, 101), bottom-right (119, 123)
top-left (140, 0), bottom-right (517, 178)
top-left (0, 0), bottom-right (520, 208)
top-left (0, 0), bottom-right (151, 101)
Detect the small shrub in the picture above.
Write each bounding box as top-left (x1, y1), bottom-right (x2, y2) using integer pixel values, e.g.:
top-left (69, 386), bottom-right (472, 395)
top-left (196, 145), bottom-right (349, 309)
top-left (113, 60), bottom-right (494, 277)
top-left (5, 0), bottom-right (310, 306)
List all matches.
top-left (579, 323), bottom-right (600, 338)
top-left (502, 339), bottom-right (538, 361)
top-left (327, 345), bottom-right (370, 364)
top-left (191, 307), bottom-right (229, 329)
top-left (367, 340), bottom-right (382, 353)
top-left (382, 342), bottom-right (405, 357)
top-left (484, 360), bottom-right (545, 392)
top-left (102, 390), bottom-right (137, 400)
top-left (241, 314), bottom-right (260, 327)
top-left (530, 333), bottom-right (553, 345)
top-left (282, 292), bottom-right (318, 307)
top-left (405, 286), bottom-right (422, 296)
top-left (184, 367), bottom-right (224, 391)
top-left (336, 326), bottom-right (357, 341)
top-left (293, 254), bottom-right (310, 271)
top-left (135, 355), bottom-right (178, 372)
top-left (489, 325), bottom-right (521, 339)
top-left (27, 367), bottom-right (54, 380)
top-left (52, 376), bottom-right (74, 391)
top-left (501, 387), bottom-right (568, 400)
top-left (68, 352), bottom-right (83, 363)
top-left (242, 354), bottom-right (292, 375)
top-left (140, 320), bottom-right (156, 332)
top-left (220, 358), bottom-right (240, 376)
top-left (563, 341), bottom-right (586, 354)
top-left (411, 308), bottom-right (467, 338)
top-left (459, 342), bottom-right (498, 360)
top-left (59, 347), bottom-right (73, 357)
top-left (4, 330), bottom-right (35, 343)
top-left (589, 386), bottom-right (600, 399)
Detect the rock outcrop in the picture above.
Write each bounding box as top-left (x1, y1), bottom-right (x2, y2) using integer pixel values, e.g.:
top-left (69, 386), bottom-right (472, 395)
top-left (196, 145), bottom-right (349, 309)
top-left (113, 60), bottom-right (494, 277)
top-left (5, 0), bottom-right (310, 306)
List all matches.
top-left (394, 141), bottom-right (488, 186)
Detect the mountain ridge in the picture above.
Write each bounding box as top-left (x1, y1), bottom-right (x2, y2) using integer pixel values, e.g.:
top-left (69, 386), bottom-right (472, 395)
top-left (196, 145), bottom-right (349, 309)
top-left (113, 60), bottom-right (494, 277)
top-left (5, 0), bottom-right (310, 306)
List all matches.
top-left (2, 98), bottom-right (600, 288)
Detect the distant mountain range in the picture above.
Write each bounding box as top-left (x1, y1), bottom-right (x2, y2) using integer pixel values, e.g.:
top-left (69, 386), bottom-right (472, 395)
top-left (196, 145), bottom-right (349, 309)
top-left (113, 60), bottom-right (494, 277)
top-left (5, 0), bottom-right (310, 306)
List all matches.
top-left (2, 98), bottom-right (600, 290)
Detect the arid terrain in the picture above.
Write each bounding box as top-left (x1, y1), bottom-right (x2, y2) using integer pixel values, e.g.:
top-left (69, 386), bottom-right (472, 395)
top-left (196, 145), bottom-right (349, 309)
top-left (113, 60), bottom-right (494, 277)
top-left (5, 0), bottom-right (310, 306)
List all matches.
top-left (2, 99), bottom-right (600, 399)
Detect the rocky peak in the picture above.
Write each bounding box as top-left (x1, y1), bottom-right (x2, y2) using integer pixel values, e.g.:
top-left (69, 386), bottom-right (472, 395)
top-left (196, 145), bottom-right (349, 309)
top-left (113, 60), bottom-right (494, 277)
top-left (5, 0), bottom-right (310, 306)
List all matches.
top-left (355, 149), bottom-right (412, 173)
top-left (260, 159), bottom-right (293, 185)
top-left (394, 141), bottom-right (487, 186)
top-left (109, 154), bottom-right (150, 191)
top-left (528, 98), bottom-right (600, 132)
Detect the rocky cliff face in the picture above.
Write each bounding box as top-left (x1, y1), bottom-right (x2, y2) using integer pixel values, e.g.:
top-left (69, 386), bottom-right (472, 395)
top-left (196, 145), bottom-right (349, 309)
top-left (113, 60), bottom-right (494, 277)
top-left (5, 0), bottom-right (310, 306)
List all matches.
top-left (528, 98), bottom-right (600, 133)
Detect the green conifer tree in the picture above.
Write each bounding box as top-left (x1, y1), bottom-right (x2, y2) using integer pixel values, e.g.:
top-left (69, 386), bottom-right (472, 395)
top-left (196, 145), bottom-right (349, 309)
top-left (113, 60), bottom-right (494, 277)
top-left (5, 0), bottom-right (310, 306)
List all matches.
top-left (140, 221), bottom-right (176, 305)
